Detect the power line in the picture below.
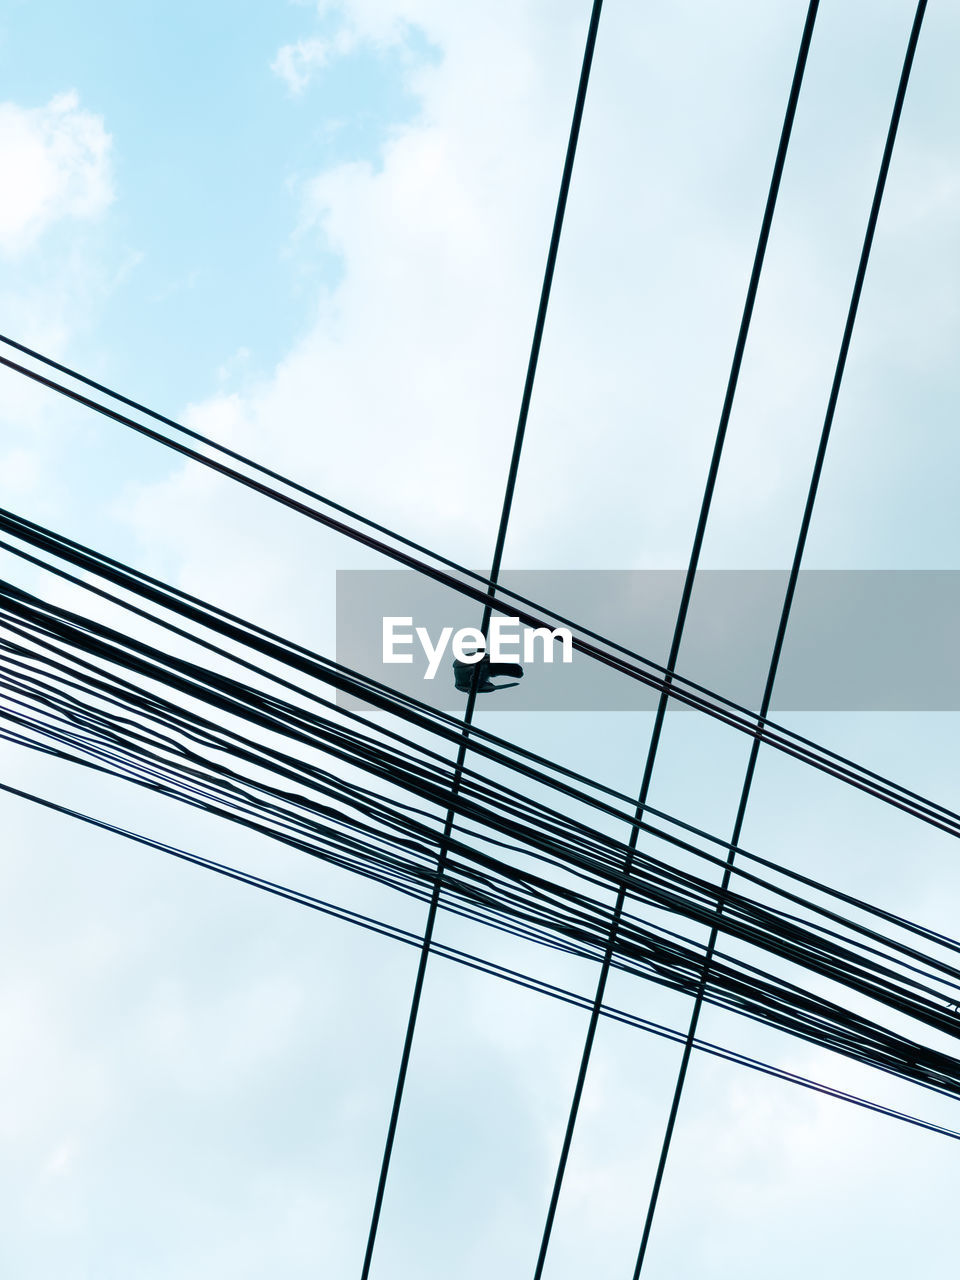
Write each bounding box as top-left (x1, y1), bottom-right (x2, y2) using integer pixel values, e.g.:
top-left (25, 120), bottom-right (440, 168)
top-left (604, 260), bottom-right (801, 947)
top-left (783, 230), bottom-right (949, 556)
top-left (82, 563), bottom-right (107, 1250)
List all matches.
top-left (5, 554), bottom-right (960, 1096)
top-left (10, 340), bottom-right (960, 846)
top-left (0, 7), bottom-right (947, 1259)
top-left (360, 6), bottom-right (605, 1272)
top-left (634, 4), bottom-right (929, 1271)
top-left (5, 776), bottom-right (960, 1147)
top-left (9, 511), bottom-right (960, 972)
top-left (532, 5), bottom-right (821, 1270)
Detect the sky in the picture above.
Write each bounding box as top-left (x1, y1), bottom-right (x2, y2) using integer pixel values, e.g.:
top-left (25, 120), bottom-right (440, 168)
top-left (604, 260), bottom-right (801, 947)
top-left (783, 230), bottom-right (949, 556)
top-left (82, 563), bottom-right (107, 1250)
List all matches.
top-left (1, 0), bottom-right (960, 1276)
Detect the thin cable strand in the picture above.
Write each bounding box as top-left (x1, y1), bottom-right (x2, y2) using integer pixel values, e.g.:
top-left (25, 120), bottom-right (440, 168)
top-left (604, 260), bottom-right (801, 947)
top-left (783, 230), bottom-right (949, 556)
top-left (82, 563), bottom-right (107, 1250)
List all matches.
top-left (634, 5), bottom-right (929, 1271)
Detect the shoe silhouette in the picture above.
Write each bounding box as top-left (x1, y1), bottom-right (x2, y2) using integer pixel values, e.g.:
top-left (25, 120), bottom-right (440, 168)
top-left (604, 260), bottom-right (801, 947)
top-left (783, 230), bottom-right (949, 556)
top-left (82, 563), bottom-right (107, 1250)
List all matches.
top-left (452, 651), bottom-right (523, 693)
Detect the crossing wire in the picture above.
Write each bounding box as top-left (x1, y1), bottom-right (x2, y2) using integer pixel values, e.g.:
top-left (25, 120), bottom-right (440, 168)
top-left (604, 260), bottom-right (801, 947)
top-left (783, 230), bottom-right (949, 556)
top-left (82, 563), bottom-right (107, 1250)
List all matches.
top-left (532, 4), bottom-right (821, 1274)
top-left (13, 338), bottom-right (960, 845)
top-left (15, 343), bottom-right (960, 847)
top-left (359, 4), bottom-right (605, 1274)
top-left (8, 530), bottom-right (960, 1104)
top-left (7, 580), bottom-right (960, 1103)
top-left (633, 3), bottom-right (929, 1273)
top-left (0, 3), bottom-right (947, 1264)
top-left (9, 513), bottom-right (960, 980)
top-left (6, 777), bottom-right (960, 1146)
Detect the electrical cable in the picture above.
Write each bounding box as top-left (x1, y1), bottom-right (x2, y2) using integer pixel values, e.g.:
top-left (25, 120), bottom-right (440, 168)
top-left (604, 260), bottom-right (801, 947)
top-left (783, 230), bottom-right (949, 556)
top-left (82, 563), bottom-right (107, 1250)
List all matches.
top-left (634, 6), bottom-right (929, 1271)
top-left (530, 5), bottom-right (823, 1271)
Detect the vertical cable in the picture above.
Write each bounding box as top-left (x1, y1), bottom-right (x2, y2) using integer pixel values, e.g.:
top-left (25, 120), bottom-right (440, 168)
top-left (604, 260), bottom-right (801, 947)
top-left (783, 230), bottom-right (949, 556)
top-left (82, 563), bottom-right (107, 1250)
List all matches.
top-left (359, 4), bottom-right (605, 1275)
top-left (632, 3), bottom-right (928, 1273)
top-left (530, 4), bottom-right (821, 1275)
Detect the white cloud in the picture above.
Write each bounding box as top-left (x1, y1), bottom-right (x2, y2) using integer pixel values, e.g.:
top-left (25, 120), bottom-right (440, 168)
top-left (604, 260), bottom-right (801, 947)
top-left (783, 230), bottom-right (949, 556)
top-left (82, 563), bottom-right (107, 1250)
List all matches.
top-left (9, 2), bottom-right (960, 1273)
top-left (0, 91), bottom-right (113, 256)
top-left (271, 31), bottom-right (359, 94)
top-left (42, 1142), bottom-right (75, 1178)
top-left (143, 1), bottom-right (831, 597)
top-left (272, 37), bottom-right (333, 94)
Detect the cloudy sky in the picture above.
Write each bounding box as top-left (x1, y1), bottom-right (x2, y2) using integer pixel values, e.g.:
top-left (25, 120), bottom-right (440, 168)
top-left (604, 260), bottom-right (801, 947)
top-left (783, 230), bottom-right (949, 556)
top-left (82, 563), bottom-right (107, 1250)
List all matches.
top-left (1, 1), bottom-right (959, 1276)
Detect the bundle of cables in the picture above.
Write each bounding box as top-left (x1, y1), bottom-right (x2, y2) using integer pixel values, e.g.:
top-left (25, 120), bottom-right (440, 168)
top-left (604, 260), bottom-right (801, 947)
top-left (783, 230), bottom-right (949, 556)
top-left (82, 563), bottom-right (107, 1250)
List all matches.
top-left (2, 507), bottom-right (960, 1136)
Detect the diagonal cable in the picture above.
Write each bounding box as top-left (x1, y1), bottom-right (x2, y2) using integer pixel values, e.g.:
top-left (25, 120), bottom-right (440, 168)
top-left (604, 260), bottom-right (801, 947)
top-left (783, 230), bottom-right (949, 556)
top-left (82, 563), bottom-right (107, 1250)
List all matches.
top-left (7, 778), bottom-right (960, 1146)
top-left (633, 3), bottom-right (929, 1273)
top-left (531, 4), bottom-right (821, 1274)
top-left (359, 4), bottom-right (605, 1275)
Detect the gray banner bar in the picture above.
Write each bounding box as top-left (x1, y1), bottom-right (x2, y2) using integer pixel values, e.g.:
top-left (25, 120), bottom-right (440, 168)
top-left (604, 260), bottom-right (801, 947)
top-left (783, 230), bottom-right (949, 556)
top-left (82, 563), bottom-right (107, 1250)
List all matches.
top-left (335, 570), bottom-right (959, 712)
